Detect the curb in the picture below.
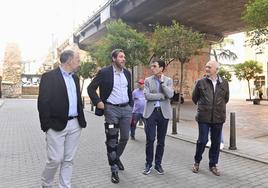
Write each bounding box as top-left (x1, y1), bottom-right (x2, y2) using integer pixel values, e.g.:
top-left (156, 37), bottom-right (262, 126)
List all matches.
top-left (0, 100), bottom-right (4, 108)
top-left (167, 134), bottom-right (268, 165)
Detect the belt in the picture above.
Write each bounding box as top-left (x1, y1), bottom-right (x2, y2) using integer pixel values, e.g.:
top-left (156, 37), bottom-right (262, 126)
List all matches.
top-left (154, 107), bottom-right (161, 112)
top-left (68, 116), bottom-right (78, 120)
top-left (106, 102), bottom-right (129, 107)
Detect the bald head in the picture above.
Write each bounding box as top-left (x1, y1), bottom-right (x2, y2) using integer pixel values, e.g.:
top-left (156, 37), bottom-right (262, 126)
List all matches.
top-left (205, 60), bottom-right (219, 79)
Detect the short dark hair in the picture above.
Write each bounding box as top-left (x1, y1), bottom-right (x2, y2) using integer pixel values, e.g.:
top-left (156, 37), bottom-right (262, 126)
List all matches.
top-left (60, 50), bottom-right (74, 64)
top-left (154, 60), bottom-right (166, 71)
top-left (111, 49), bottom-right (124, 60)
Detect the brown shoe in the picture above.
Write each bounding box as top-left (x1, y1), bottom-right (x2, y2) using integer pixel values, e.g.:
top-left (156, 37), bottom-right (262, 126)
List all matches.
top-left (210, 166), bottom-right (220, 176)
top-left (192, 163), bottom-right (199, 173)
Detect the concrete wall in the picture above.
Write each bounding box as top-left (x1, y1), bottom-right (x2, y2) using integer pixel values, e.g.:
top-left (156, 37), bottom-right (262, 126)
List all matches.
top-left (1, 82), bottom-right (22, 98)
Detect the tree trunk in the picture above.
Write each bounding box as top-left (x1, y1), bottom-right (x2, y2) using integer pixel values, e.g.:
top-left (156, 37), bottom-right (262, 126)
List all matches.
top-left (176, 62), bottom-right (184, 122)
top-left (213, 49), bottom-right (218, 62)
top-left (80, 79), bottom-right (84, 94)
top-left (247, 80), bottom-right (251, 100)
top-left (131, 66), bottom-right (134, 90)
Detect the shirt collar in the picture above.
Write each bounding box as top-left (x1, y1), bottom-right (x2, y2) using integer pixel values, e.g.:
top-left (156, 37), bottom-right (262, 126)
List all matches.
top-left (206, 75), bottom-right (223, 83)
top-left (60, 66), bottom-right (74, 76)
top-left (112, 65), bottom-right (123, 74)
top-left (153, 76), bottom-right (161, 82)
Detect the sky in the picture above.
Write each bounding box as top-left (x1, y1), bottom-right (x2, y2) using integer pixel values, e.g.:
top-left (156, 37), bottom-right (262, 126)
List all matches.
top-left (0, 0), bottom-right (107, 61)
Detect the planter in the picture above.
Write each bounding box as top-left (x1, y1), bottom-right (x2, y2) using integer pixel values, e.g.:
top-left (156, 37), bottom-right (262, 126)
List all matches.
top-left (253, 99), bottom-right (260, 105)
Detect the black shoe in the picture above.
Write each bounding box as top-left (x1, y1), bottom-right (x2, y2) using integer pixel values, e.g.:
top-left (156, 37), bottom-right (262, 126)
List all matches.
top-left (111, 172), bottom-right (119, 184)
top-left (154, 165), bottom-right (164, 175)
top-left (131, 136), bottom-right (135, 140)
top-left (117, 159), bottom-right (124, 170)
top-left (143, 164), bottom-right (152, 175)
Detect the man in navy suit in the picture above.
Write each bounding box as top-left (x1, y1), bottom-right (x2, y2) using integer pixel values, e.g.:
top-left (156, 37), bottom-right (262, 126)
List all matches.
top-left (38, 49), bottom-right (86, 188)
top-left (87, 49), bottom-right (133, 184)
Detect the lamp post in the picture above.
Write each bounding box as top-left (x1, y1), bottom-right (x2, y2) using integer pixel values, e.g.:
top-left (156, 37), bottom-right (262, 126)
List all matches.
top-left (266, 62), bottom-right (268, 99)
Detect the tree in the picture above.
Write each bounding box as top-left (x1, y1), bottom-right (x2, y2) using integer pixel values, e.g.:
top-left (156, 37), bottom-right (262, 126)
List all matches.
top-left (211, 38), bottom-right (237, 82)
top-left (2, 43), bottom-right (22, 97)
top-left (242, 0), bottom-right (268, 49)
top-left (211, 38), bottom-right (237, 62)
top-left (77, 56), bottom-right (97, 93)
top-left (2, 43), bottom-right (22, 84)
top-left (88, 19), bottom-right (150, 88)
top-left (234, 60), bottom-right (263, 100)
top-left (218, 67), bottom-right (232, 82)
top-left (151, 20), bottom-right (205, 122)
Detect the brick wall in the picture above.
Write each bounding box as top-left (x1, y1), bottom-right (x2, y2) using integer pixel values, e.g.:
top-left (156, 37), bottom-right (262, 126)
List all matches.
top-left (22, 86), bottom-right (39, 95)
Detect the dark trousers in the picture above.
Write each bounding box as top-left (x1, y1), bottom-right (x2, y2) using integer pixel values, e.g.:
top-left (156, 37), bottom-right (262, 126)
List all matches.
top-left (130, 113), bottom-right (145, 137)
top-left (145, 109), bottom-right (169, 166)
top-left (194, 122), bottom-right (223, 167)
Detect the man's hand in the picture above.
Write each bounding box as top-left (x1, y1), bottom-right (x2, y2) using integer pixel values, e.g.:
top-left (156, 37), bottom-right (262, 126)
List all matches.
top-left (160, 74), bottom-right (164, 82)
top-left (97, 101), bottom-right (105, 109)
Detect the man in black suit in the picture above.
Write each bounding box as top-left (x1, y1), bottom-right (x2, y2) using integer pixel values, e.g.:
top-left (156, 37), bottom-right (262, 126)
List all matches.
top-left (87, 49), bottom-right (133, 184)
top-left (38, 50), bottom-right (86, 188)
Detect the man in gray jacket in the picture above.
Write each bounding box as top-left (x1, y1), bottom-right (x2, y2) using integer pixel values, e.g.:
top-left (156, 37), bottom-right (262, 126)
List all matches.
top-left (142, 60), bottom-right (174, 175)
top-left (192, 60), bottom-right (229, 176)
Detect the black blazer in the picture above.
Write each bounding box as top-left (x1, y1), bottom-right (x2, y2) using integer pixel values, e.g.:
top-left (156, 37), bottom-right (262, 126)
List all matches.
top-left (38, 67), bottom-right (86, 132)
top-left (87, 65), bottom-right (133, 110)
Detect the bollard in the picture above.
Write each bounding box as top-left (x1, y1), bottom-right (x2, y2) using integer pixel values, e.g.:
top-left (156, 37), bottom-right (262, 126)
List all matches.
top-left (229, 112), bottom-right (237, 150)
top-left (172, 107), bottom-right (177, 134)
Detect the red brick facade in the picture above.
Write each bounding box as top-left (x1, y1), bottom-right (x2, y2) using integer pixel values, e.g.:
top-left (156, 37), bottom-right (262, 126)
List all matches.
top-left (134, 50), bottom-right (209, 99)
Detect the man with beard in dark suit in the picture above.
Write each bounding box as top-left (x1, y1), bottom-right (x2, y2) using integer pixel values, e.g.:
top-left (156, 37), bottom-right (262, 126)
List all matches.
top-left (87, 49), bottom-right (133, 184)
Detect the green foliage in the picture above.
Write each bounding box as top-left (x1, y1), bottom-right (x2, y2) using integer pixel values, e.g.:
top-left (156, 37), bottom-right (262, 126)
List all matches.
top-left (218, 67), bottom-right (232, 82)
top-left (87, 39), bottom-right (111, 67)
top-left (77, 57), bottom-right (97, 80)
top-left (234, 60), bottom-right (263, 99)
top-left (242, 0), bottom-right (268, 48)
top-left (152, 20), bottom-right (206, 64)
top-left (77, 56), bottom-right (97, 93)
top-left (234, 60), bottom-right (263, 81)
top-left (88, 19), bottom-right (150, 68)
top-left (211, 38), bottom-right (237, 62)
top-left (151, 20), bottom-right (205, 122)
top-left (242, 0), bottom-right (268, 29)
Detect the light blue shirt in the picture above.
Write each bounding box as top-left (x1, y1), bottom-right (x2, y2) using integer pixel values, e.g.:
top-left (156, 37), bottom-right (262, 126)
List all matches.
top-left (60, 66), bottom-right (78, 117)
top-left (132, 88), bottom-right (145, 113)
top-left (107, 66), bottom-right (129, 104)
top-left (154, 77), bottom-right (161, 107)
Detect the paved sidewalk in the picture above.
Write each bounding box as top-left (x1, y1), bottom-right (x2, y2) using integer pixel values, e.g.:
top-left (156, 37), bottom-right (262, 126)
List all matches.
top-left (0, 99), bottom-right (3, 107)
top-left (168, 99), bottom-right (268, 164)
top-left (86, 98), bottom-right (268, 164)
top-left (1, 99), bottom-right (268, 187)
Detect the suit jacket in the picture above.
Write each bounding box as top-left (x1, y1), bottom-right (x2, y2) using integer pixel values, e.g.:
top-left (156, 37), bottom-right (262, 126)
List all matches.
top-left (87, 65), bottom-right (133, 114)
top-left (143, 75), bottom-right (174, 119)
top-left (37, 67), bottom-right (86, 132)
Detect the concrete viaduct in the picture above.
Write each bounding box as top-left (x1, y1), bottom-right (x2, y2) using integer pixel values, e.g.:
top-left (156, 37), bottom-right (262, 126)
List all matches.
top-left (73, 0), bottom-right (248, 49)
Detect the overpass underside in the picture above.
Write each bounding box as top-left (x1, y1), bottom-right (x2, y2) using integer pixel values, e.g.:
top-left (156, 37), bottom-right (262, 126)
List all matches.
top-left (74, 0), bottom-right (248, 49)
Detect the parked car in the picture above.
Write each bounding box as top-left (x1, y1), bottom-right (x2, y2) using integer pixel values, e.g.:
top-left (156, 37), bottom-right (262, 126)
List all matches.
top-left (22, 81), bottom-right (32, 87)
